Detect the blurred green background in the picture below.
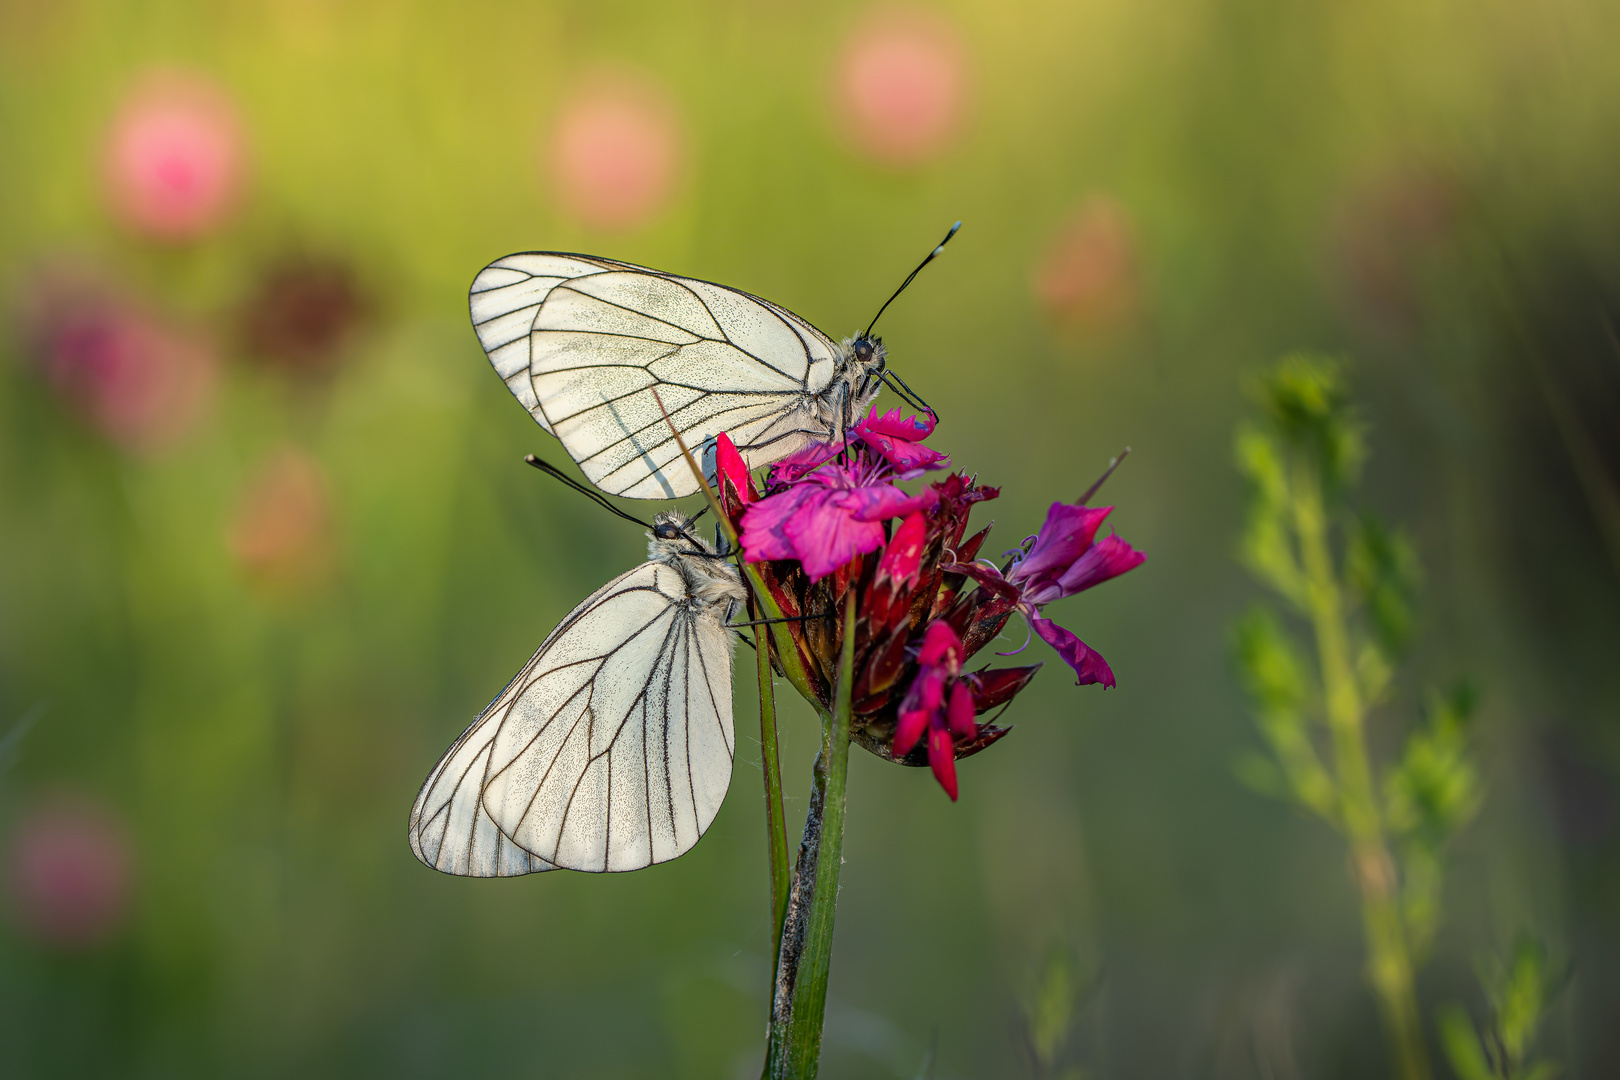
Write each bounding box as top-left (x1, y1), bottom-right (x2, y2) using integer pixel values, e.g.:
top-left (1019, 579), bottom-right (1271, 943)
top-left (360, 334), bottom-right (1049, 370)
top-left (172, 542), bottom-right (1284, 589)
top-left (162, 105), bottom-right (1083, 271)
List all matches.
top-left (2, 0), bottom-right (1619, 1076)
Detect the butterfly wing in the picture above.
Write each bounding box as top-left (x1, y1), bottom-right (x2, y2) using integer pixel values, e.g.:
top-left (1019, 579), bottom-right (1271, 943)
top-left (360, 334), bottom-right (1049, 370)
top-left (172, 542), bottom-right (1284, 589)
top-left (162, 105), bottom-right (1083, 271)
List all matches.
top-left (469, 253), bottom-right (844, 498)
top-left (408, 560), bottom-right (737, 876)
top-left (408, 700), bottom-right (557, 877)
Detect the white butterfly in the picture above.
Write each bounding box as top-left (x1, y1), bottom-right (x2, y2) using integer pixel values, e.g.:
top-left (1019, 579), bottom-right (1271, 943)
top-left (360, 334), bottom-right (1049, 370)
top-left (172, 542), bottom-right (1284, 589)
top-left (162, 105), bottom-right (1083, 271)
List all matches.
top-left (408, 511), bottom-right (747, 876)
top-left (467, 227), bottom-right (955, 500)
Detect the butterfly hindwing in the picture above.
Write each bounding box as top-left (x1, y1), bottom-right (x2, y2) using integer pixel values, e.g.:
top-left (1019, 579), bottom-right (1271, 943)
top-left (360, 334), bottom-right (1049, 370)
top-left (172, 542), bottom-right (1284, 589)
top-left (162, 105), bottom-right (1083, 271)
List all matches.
top-left (408, 559), bottom-right (738, 876)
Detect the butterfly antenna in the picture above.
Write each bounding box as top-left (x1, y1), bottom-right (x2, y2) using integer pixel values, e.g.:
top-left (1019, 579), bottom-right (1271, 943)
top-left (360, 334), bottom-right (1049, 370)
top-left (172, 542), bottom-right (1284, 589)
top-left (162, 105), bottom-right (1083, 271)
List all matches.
top-left (1077, 447), bottom-right (1131, 505)
top-left (862, 221), bottom-right (962, 339)
top-left (879, 368), bottom-right (938, 422)
top-left (524, 454), bottom-right (655, 529)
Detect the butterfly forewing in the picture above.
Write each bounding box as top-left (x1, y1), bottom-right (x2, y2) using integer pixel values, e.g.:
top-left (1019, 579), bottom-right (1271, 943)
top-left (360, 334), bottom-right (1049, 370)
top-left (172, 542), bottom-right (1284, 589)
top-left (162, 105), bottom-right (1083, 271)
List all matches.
top-left (469, 252), bottom-right (845, 498)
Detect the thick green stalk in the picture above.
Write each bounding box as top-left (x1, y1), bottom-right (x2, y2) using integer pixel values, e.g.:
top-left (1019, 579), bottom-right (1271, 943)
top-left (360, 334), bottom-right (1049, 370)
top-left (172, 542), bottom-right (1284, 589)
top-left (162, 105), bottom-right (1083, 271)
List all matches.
top-left (763, 590), bottom-right (856, 1079)
top-left (1292, 461), bottom-right (1431, 1080)
top-left (754, 617), bottom-right (791, 968)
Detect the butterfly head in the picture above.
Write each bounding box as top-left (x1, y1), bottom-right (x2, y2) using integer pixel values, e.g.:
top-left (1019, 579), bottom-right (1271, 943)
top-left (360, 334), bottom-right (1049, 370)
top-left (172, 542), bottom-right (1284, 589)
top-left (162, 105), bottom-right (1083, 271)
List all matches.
top-left (649, 509), bottom-right (721, 562)
top-left (848, 335), bottom-right (887, 374)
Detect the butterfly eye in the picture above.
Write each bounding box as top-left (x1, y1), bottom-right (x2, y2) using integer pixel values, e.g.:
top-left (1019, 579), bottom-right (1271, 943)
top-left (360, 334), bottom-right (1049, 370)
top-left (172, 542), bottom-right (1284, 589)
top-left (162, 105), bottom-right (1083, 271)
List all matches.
top-left (653, 523), bottom-right (682, 540)
top-left (852, 339), bottom-right (874, 364)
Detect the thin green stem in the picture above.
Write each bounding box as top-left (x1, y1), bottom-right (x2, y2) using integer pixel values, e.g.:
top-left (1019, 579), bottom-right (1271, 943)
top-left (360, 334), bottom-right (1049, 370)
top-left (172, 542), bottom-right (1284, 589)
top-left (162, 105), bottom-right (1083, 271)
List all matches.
top-left (1292, 461), bottom-right (1431, 1080)
top-left (755, 614), bottom-right (790, 970)
top-left (647, 388), bottom-right (819, 704)
top-left (763, 589), bottom-right (857, 1079)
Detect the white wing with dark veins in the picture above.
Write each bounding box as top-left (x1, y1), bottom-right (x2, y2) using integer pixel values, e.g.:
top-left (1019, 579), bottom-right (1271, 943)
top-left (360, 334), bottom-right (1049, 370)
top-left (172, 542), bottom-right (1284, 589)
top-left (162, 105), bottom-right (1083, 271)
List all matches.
top-left (408, 560), bottom-right (736, 876)
top-left (468, 253), bottom-right (844, 498)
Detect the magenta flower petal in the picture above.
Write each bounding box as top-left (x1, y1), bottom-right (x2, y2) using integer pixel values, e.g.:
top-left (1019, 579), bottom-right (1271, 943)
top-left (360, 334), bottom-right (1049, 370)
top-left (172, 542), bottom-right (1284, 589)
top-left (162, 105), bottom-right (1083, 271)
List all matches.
top-left (927, 723), bottom-right (959, 801)
top-left (846, 483), bottom-right (938, 523)
top-left (859, 406), bottom-right (936, 440)
top-left (1007, 504), bottom-right (1114, 593)
top-left (1054, 532), bottom-right (1146, 595)
top-left (894, 702), bottom-right (929, 758)
top-left (1030, 613), bottom-right (1116, 687)
top-left (740, 484), bottom-right (821, 563)
top-left (916, 619), bottom-right (963, 668)
top-left (714, 432), bottom-right (756, 504)
top-left (877, 511), bottom-right (927, 587)
top-left (947, 680), bottom-right (977, 738)
top-left (856, 407), bottom-right (948, 474)
top-left (766, 440), bottom-right (840, 486)
top-left (782, 494), bottom-right (888, 579)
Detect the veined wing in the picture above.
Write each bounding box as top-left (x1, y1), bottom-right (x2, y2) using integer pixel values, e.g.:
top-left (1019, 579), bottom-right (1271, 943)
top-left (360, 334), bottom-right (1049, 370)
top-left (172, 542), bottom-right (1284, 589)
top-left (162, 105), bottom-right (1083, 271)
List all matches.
top-left (469, 253), bottom-right (844, 499)
top-left (408, 699), bottom-right (557, 877)
top-left (480, 559), bottom-right (736, 871)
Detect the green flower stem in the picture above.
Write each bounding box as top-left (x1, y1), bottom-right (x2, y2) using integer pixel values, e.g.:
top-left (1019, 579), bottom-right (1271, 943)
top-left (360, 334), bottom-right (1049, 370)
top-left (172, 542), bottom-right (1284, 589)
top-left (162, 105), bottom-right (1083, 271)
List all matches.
top-left (646, 392), bottom-right (819, 705)
top-left (754, 616), bottom-right (791, 969)
top-left (1292, 461), bottom-right (1431, 1080)
top-left (763, 589), bottom-right (856, 1080)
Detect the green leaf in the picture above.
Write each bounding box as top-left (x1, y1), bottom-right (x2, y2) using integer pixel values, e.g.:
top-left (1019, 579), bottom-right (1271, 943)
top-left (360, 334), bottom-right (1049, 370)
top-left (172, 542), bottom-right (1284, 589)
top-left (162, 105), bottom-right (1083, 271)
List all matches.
top-left (1384, 686), bottom-right (1482, 841)
top-left (1436, 1004), bottom-right (1495, 1080)
top-left (1346, 515), bottom-right (1422, 655)
top-left (1236, 427), bottom-right (1308, 606)
top-left (1232, 607), bottom-right (1310, 711)
top-left (1248, 354), bottom-right (1366, 494)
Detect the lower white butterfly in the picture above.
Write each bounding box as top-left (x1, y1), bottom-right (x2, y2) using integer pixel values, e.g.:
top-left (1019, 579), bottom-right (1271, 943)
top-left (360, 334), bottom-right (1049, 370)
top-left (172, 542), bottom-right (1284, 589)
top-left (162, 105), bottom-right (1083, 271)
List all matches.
top-left (408, 508), bottom-right (747, 876)
top-left (467, 225), bottom-right (957, 500)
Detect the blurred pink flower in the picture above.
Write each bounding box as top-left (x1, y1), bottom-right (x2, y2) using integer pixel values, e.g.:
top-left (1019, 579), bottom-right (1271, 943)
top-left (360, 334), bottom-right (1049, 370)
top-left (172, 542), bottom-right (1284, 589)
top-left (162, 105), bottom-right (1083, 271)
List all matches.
top-left (547, 72), bottom-right (682, 231)
top-left (102, 70), bottom-right (248, 241)
top-left (6, 792), bottom-right (134, 948)
top-left (19, 263), bottom-right (217, 453)
top-left (227, 446), bottom-right (337, 592)
top-left (834, 7), bottom-right (970, 167)
top-left (1033, 196), bottom-right (1142, 330)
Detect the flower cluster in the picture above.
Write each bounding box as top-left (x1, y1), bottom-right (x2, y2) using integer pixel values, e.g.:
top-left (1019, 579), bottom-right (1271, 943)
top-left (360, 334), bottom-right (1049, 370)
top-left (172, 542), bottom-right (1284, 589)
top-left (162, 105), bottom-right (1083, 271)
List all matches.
top-left (714, 407), bottom-right (1143, 799)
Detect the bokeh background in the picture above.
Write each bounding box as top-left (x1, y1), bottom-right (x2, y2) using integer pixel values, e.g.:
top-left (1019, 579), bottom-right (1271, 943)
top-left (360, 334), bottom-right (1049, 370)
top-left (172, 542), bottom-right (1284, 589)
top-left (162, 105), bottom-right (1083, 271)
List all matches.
top-left (2, 0), bottom-right (1618, 1076)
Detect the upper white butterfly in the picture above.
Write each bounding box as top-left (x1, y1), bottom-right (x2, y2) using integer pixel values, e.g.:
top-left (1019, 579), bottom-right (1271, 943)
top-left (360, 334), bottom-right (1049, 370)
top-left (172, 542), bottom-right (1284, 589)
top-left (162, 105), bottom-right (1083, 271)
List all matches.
top-left (466, 227), bottom-right (969, 500)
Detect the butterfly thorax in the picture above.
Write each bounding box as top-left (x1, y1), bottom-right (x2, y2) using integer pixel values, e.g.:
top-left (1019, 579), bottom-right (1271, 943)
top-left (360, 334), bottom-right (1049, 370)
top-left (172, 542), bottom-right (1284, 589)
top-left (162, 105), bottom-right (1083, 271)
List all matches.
top-left (647, 511), bottom-right (747, 611)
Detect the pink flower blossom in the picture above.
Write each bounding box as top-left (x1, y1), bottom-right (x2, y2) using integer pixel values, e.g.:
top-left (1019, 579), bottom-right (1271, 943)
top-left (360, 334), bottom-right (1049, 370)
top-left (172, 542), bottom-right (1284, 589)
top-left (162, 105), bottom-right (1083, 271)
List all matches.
top-left (20, 264), bottom-right (216, 453)
top-left (742, 461), bottom-right (938, 580)
top-left (102, 70), bottom-right (248, 241)
top-left (6, 792), bottom-right (134, 948)
top-left (854, 407), bottom-right (948, 475)
top-left (945, 500), bottom-right (1143, 686)
top-left (1006, 504), bottom-right (1144, 605)
top-left (834, 7), bottom-right (970, 167)
top-left (548, 71), bottom-right (682, 231)
top-left (227, 446), bottom-right (337, 593)
top-left (1033, 196), bottom-right (1142, 330)
top-left (893, 621), bottom-right (977, 799)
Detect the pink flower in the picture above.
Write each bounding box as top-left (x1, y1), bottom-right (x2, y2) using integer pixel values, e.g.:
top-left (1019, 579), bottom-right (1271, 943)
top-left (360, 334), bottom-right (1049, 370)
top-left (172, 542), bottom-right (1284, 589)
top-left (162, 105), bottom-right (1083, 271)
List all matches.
top-left (945, 500), bottom-right (1143, 686)
top-left (854, 407), bottom-right (948, 475)
top-left (21, 264), bottom-right (216, 453)
top-left (226, 446), bottom-right (337, 593)
top-left (102, 70), bottom-right (248, 241)
top-left (1033, 196), bottom-right (1141, 330)
top-left (6, 792), bottom-right (134, 948)
top-left (1006, 504), bottom-right (1143, 605)
top-left (834, 7), bottom-right (970, 167)
top-left (893, 621), bottom-right (977, 799)
top-left (548, 71), bottom-right (682, 231)
top-left (742, 461), bottom-right (938, 580)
